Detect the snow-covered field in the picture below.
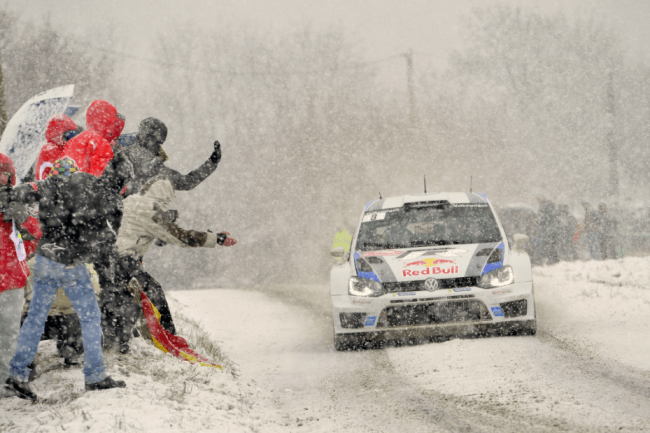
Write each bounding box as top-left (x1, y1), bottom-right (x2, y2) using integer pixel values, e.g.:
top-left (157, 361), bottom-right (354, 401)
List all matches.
top-left (2, 256), bottom-right (650, 432)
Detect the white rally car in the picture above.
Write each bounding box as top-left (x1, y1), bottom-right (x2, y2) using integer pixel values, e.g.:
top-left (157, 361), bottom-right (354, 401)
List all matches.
top-left (330, 192), bottom-right (536, 350)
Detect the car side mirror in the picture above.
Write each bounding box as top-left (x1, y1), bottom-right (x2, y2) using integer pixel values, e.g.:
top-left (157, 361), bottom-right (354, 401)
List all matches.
top-left (513, 234), bottom-right (529, 251)
top-left (330, 247), bottom-right (345, 258)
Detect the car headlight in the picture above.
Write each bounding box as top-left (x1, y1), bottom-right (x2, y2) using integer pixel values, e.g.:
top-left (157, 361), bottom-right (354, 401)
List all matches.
top-left (348, 276), bottom-right (384, 297)
top-left (479, 265), bottom-right (514, 289)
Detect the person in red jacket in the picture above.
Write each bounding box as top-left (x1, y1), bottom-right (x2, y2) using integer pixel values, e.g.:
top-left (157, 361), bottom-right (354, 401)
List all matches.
top-left (0, 154), bottom-right (41, 399)
top-left (35, 114), bottom-right (81, 181)
top-left (61, 100), bottom-right (125, 177)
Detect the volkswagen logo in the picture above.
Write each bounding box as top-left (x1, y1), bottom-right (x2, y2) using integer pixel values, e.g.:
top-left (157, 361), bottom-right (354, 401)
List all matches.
top-left (424, 278), bottom-right (439, 292)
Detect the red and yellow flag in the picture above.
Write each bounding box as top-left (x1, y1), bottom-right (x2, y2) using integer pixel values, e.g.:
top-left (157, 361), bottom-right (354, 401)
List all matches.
top-left (141, 292), bottom-right (222, 369)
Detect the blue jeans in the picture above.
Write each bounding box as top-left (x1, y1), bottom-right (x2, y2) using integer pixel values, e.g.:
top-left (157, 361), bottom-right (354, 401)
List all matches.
top-left (10, 255), bottom-right (107, 384)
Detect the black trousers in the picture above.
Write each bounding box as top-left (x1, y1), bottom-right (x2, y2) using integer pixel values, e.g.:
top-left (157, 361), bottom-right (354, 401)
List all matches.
top-left (95, 258), bottom-right (140, 348)
top-left (136, 269), bottom-right (177, 335)
top-left (97, 256), bottom-right (176, 348)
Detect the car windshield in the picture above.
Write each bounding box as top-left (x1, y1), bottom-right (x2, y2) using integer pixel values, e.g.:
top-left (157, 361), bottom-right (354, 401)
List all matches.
top-left (356, 203), bottom-right (502, 252)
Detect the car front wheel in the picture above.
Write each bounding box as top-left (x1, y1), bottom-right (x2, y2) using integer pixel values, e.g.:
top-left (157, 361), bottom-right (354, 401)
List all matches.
top-left (334, 333), bottom-right (350, 351)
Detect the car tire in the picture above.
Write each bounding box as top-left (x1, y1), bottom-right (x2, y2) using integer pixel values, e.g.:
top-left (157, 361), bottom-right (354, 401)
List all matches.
top-left (513, 320), bottom-right (536, 336)
top-left (429, 335), bottom-right (450, 343)
top-left (334, 333), bottom-right (350, 351)
top-left (334, 332), bottom-right (373, 351)
top-left (523, 319), bottom-right (537, 336)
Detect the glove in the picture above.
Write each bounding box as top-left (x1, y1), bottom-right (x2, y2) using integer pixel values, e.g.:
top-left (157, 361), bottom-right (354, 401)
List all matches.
top-left (3, 201), bottom-right (28, 224)
top-left (164, 209), bottom-right (179, 223)
top-left (0, 184), bottom-right (11, 211)
top-left (126, 278), bottom-right (143, 305)
top-left (209, 141), bottom-right (221, 164)
top-left (216, 231), bottom-right (236, 247)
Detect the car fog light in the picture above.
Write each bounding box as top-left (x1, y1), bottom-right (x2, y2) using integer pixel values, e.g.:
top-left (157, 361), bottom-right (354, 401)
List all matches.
top-left (348, 276), bottom-right (384, 297)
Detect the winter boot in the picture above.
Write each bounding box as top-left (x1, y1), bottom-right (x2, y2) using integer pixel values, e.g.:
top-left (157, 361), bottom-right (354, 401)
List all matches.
top-left (64, 356), bottom-right (83, 366)
top-left (118, 342), bottom-right (131, 354)
top-left (85, 376), bottom-right (126, 391)
top-left (5, 377), bottom-right (37, 402)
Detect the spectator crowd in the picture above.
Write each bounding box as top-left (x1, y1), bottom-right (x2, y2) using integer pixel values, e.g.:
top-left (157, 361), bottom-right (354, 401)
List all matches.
top-left (1, 100), bottom-right (236, 401)
top-left (499, 198), bottom-right (620, 266)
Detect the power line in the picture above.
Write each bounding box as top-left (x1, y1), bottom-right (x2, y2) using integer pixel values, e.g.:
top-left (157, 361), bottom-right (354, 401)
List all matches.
top-left (82, 42), bottom-right (405, 77)
top-left (412, 50), bottom-right (437, 58)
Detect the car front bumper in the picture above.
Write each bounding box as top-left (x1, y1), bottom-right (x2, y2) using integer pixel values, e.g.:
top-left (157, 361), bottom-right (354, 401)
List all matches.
top-left (331, 280), bottom-right (535, 338)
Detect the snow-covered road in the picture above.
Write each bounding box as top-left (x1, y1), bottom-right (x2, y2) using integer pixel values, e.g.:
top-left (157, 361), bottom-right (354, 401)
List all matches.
top-left (2, 257), bottom-right (648, 432)
top-left (170, 257), bottom-right (650, 432)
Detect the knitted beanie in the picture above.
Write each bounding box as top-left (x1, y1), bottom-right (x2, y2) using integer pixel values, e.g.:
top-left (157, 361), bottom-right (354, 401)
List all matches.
top-left (49, 157), bottom-right (80, 177)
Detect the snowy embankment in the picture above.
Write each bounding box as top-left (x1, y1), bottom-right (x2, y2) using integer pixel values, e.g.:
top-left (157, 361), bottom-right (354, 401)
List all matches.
top-left (0, 313), bottom-right (260, 432)
top-left (386, 257), bottom-right (650, 432)
top-left (534, 257), bottom-right (650, 370)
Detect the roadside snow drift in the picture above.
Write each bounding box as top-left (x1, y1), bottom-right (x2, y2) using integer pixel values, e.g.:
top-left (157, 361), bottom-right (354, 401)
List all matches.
top-left (0, 313), bottom-right (259, 433)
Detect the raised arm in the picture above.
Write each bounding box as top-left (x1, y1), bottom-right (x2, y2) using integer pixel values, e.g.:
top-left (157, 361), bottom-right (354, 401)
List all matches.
top-left (158, 141), bottom-right (221, 191)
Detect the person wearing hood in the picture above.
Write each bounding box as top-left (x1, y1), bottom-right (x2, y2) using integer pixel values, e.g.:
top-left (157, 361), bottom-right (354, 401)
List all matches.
top-left (0, 154), bottom-right (42, 399)
top-left (119, 117), bottom-right (221, 197)
top-left (28, 114), bottom-right (87, 368)
top-left (0, 154), bottom-right (133, 401)
top-left (102, 175), bottom-right (235, 349)
top-left (35, 114), bottom-right (83, 181)
top-left (61, 100), bottom-right (125, 299)
top-left (62, 100), bottom-right (125, 177)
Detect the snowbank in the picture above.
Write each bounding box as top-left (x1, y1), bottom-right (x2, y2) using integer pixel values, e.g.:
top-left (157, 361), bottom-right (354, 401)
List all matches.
top-left (533, 256), bottom-right (650, 370)
top-left (0, 313), bottom-right (260, 432)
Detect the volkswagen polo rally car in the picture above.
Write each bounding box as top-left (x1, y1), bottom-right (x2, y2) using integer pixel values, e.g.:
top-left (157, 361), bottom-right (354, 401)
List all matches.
top-left (330, 192), bottom-right (535, 350)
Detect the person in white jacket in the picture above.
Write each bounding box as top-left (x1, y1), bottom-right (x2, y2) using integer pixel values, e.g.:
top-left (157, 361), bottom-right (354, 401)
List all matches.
top-left (101, 175), bottom-right (235, 352)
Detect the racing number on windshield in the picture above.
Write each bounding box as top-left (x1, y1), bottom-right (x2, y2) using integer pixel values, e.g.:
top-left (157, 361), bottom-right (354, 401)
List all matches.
top-left (363, 211), bottom-right (386, 222)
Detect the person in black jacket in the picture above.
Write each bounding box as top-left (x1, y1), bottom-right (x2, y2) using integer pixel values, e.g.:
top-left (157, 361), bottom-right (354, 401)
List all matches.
top-left (95, 118), bottom-right (221, 351)
top-left (1, 155), bottom-right (133, 401)
top-left (583, 202), bottom-right (603, 260)
top-left (119, 117), bottom-right (221, 198)
top-left (557, 204), bottom-right (578, 261)
top-left (536, 197), bottom-right (560, 265)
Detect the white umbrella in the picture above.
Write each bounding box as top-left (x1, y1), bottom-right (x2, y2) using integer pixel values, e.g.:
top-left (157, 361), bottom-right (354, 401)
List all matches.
top-left (0, 85), bottom-right (75, 182)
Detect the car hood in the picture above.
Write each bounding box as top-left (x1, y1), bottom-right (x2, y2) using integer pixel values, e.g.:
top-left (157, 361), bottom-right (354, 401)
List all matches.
top-left (353, 242), bottom-right (503, 283)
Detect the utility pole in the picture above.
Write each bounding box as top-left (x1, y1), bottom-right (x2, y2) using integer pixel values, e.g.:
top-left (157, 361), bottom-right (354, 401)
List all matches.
top-left (0, 49), bottom-right (8, 136)
top-left (403, 49), bottom-right (416, 127)
top-left (606, 72), bottom-right (618, 198)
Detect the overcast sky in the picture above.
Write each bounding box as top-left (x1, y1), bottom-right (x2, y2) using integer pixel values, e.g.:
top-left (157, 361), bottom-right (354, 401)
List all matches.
top-left (15, 0), bottom-right (650, 80)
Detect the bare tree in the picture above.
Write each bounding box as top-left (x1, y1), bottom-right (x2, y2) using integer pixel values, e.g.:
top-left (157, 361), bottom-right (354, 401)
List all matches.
top-left (143, 23), bottom-right (402, 285)
top-left (428, 5), bottom-right (627, 205)
top-left (0, 9), bottom-right (114, 119)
